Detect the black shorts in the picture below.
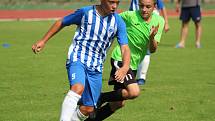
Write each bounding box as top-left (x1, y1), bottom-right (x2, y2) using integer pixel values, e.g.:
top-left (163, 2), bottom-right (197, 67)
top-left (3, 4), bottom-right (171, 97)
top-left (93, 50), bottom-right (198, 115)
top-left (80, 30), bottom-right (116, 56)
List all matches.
top-left (180, 5), bottom-right (201, 22)
top-left (108, 58), bottom-right (137, 90)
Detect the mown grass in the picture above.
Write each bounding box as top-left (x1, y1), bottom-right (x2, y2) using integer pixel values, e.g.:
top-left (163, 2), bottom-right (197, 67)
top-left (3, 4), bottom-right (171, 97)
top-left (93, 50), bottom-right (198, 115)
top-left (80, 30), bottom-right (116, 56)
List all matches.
top-left (0, 17), bottom-right (215, 121)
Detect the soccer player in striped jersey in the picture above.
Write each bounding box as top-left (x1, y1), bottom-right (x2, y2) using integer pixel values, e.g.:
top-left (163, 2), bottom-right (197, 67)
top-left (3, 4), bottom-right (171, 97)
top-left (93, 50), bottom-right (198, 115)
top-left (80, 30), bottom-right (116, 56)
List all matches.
top-left (130, 0), bottom-right (169, 85)
top-left (85, 0), bottom-right (164, 120)
top-left (32, 0), bottom-right (130, 120)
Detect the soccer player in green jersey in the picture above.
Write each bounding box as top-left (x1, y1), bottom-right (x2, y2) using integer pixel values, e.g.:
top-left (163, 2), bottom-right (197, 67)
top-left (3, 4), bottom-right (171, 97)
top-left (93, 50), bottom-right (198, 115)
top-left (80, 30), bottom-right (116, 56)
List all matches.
top-left (84, 0), bottom-right (165, 120)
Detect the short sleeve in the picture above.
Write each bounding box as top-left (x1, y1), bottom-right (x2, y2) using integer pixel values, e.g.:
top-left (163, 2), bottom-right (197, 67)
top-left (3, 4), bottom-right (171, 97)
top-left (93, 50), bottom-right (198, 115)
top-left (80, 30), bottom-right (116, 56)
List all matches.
top-left (115, 14), bottom-right (128, 45)
top-left (62, 8), bottom-right (84, 26)
top-left (154, 16), bottom-right (165, 43)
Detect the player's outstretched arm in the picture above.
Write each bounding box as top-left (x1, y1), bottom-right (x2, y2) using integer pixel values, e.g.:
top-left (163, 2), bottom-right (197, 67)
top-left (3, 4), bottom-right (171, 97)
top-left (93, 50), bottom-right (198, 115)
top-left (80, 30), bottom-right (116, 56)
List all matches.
top-left (32, 19), bottom-right (64, 54)
top-left (175, 0), bottom-right (180, 13)
top-left (160, 7), bottom-right (170, 33)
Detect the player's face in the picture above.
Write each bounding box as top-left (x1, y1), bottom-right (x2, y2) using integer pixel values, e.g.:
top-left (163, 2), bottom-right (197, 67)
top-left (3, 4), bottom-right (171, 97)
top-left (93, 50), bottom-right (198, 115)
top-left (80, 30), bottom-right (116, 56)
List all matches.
top-left (101, 0), bottom-right (120, 14)
top-left (138, 0), bottom-right (155, 20)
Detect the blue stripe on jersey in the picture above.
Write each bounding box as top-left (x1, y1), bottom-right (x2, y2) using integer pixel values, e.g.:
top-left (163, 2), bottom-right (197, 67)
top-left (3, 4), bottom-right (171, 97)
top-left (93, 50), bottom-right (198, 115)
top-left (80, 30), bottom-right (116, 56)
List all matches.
top-left (76, 14), bottom-right (87, 61)
top-left (129, 0), bottom-right (139, 11)
top-left (86, 9), bottom-right (102, 69)
top-left (97, 16), bottom-right (112, 63)
top-left (94, 14), bottom-right (116, 71)
top-left (66, 6), bottom-right (127, 72)
top-left (84, 9), bottom-right (96, 64)
top-left (89, 12), bottom-right (104, 70)
top-left (98, 16), bottom-right (112, 70)
top-left (89, 12), bottom-right (104, 71)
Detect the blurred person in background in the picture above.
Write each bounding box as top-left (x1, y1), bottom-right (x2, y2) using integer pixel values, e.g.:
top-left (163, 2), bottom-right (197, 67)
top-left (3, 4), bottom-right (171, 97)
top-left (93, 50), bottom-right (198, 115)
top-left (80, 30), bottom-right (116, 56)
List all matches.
top-left (175, 0), bottom-right (202, 48)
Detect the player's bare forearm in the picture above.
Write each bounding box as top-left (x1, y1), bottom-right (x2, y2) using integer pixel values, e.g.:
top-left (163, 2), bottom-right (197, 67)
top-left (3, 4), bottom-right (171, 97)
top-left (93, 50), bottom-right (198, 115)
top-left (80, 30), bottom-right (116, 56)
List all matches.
top-left (41, 19), bottom-right (64, 43)
top-left (149, 25), bottom-right (159, 53)
top-left (121, 45), bottom-right (130, 71)
top-left (160, 8), bottom-right (170, 33)
top-left (149, 39), bottom-right (158, 53)
top-left (176, 0), bottom-right (180, 12)
top-left (115, 45), bottom-right (130, 82)
top-left (32, 19), bottom-right (64, 54)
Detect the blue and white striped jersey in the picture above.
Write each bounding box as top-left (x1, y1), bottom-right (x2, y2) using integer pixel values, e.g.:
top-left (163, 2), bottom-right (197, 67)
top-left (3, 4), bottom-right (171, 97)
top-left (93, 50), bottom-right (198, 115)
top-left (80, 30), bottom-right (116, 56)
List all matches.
top-left (129, 0), bottom-right (139, 11)
top-left (62, 6), bottom-right (128, 72)
top-left (129, 0), bottom-right (164, 11)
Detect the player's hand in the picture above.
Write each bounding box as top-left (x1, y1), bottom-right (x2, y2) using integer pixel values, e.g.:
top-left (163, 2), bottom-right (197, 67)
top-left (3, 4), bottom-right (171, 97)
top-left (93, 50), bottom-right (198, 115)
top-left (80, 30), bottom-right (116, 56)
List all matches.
top-left (150, 24), bottom-right (159, 39)
top-left (164, 23), bottom-right (170, 33)
top-left (114, 67), bottom-right (128, 83)
top-left (32, 40), bottom-right (45, 54)
top-left (176, 3), bottom-right (180, 13)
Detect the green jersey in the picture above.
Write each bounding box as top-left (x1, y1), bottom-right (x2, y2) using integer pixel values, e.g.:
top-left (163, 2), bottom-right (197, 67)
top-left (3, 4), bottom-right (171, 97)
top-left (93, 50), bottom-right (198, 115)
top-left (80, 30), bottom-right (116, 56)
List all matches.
top-left (111, 11), bottom-right (164, 70)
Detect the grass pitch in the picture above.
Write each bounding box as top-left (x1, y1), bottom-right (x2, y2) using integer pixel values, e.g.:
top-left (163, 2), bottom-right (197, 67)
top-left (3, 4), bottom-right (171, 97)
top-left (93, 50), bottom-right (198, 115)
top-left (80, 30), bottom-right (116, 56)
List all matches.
top-left (0, 17), bottom-right (215, 121)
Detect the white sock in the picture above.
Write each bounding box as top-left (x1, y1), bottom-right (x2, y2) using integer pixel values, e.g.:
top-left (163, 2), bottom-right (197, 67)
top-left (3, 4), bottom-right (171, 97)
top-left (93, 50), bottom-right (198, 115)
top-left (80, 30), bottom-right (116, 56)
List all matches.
top-left (60, 90), bottom-right (81, 121)
top-left (71, 106), bottom-right (89, 121)
top-left (137, 55), bottom-right (150, 80)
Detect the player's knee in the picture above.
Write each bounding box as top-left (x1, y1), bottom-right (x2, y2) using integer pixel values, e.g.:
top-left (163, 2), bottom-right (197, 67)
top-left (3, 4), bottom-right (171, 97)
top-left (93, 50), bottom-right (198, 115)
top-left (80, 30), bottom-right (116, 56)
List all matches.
top-left (121, 89), bottom-right (129, 98)
top-left (126, 84), bottom-right (140, 99)
top-left (70, 83), bottom-right (85, 95)
top-left (128, 90), bottom-right (140, 99)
